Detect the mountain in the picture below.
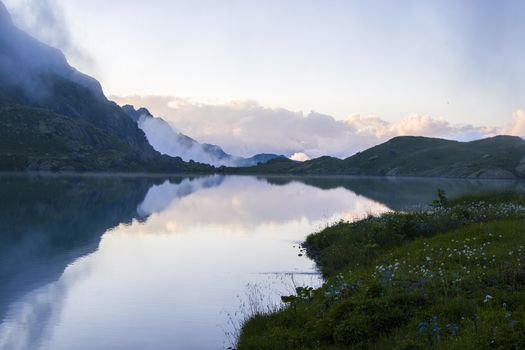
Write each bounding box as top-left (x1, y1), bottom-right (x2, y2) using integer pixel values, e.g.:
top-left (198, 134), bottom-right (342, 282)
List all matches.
top-left (339, 135), bottom-right (525, 178)
top-left (237, 153), bottom-right (285, 167)
top-left (0, 2), bottom-right (212, 172)
top-left (122, 105), bottom-right (283, 167)
top-left (228, 135), bottom-right (525, 179)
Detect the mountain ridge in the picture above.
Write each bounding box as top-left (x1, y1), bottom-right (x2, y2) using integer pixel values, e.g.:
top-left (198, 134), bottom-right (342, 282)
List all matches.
top-left (1, 2), bottom-right (524, 178)
top-left (0, 2), bottom-right (213, 172)
top-left (121, 104), bottom-right (284, 167)
top-left (227, 135), bottom-right (525, 179)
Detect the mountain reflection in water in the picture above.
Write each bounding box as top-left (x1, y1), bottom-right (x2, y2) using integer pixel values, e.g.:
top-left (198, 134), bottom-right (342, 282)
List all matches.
top-left (0, 175), bottom-right (522, 350)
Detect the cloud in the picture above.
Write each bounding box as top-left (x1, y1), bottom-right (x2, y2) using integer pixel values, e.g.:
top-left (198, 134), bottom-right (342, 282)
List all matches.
top-left (127, 176), bottom-right (390, 234)
top-left (501, 109), bottom-right (525, 136)
top-left (3, 0), bottom-right (93, 67)
top-left (290, 152), bottom-right (311, 162)
top-left (137, 176), bottom-right (225, 217)
top-left (345, 114), bottom-right (498, 141)
top-left (136, 114), bottom-right (234, 166)
top-left (113, 95), bottom-right (521, 159)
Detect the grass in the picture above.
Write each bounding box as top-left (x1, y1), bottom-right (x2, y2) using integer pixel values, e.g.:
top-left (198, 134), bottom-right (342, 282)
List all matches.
top-left (237, 191), bottom-right (525, 349)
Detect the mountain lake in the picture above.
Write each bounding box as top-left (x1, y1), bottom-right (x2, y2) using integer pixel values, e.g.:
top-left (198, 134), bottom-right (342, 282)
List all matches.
top-left (0, 174), bottom-right (523, 349)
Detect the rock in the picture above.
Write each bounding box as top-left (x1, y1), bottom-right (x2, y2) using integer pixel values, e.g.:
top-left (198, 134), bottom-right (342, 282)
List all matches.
top-left (70, 152), bottom-right (86, 161)
top-left (25, 159), bottom-right (39, 171)
top-left (39, 161), bottom-right (54, 171)
top-left (38, 121), bottom-right (52, 134)
top-left (512, 155), bottom-right (525, 176)
top-left (386, 167), bottom-right (402, 176)
top-left (515, 163), bottom-right (525, 177)
top-left (388, 150), bottom-right (399, 156)
top-left (472, 168), bottom-right (516, 179)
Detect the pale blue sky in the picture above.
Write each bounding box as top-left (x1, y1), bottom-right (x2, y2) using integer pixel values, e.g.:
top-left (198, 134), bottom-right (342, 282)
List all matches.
top-left (5, 0), bottom-right (525, 126)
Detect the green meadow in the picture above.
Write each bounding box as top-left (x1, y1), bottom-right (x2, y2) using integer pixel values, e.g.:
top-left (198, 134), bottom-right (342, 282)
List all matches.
top-left (238, 191), bottom-right (525, 349)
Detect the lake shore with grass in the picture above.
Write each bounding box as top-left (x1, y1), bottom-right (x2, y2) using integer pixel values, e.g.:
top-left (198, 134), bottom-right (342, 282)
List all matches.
top-left (237, 191), bottom-right (525, 349)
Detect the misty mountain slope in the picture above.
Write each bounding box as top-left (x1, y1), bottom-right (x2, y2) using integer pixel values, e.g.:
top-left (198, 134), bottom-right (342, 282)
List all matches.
top-left (229, 136), bottom-right (525, 179)
top-left (0, 3), bottom-right (103, 99)
top-left (0, 2), bottom-right (146, 150)
top-left (0, 2), bottom-right (213, 172)
top-left (122, 105), bottom-right (283, 167)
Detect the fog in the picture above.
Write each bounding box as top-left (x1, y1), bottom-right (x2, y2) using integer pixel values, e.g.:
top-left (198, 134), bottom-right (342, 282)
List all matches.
top-left (133, 109), bottom-right (270, 167)
top-left (0, 1), bottom-right (102, 100)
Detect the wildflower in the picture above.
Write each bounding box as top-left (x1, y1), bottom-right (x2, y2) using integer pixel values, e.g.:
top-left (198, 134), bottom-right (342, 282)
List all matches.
top-left (446, 323), bottom-right (460, 337)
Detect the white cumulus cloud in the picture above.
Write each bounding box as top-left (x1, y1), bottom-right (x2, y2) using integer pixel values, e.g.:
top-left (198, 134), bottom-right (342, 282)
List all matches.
top-left (501, 109), bottom-right (525, 136)
top-left (290, 152), bottom-right (311, 162)
top-left (113, 95), bottom-right (523, 159)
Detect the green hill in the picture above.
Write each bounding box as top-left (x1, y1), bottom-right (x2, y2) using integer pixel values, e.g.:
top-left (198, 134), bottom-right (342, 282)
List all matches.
top-left (340, 136), bottom-right (525, 178)
top-left (0, 104), bottom-right (211, 172)
top-left (229, 136), bottom-right (525, 179)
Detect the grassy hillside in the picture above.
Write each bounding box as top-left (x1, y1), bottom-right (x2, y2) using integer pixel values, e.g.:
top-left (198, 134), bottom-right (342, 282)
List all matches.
top-left (340, 136), bottom-right (525, 178)
top-left (0, 104), bottom-right (212, 172)
top-left (238, 192), bottom-right (525, 349)
top-left (229, 136), bottom-right (525, 179)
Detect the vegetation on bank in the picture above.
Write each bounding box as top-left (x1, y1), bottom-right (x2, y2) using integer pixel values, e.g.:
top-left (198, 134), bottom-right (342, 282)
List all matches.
top-left (238, 191), bottom-right (525, 349)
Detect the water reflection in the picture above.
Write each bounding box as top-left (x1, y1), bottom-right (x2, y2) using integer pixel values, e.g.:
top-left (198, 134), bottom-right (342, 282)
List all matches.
top-left (129, 176), bottom-right (390, 235)
top-left (0, 175), bottom-right (521, 349)
top-left (0, 176), bottom-right (161, 320)
top-left (137, 175), bottom-right (225, 217)
top-left (265, 176), bottom-right (525, 211)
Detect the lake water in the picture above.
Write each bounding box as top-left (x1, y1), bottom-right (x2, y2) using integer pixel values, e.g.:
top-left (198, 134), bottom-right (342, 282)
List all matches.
top-left (0, 174), bottom-right (523, 350)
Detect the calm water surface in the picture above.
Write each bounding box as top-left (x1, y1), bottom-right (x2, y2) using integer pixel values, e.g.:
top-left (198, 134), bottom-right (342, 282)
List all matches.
top-left (0, 175), bottom-right (522, 349)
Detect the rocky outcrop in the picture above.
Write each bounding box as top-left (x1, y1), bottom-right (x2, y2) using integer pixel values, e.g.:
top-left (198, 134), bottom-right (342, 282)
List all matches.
top-left (470, 168), bottom-right (516, 179)
top-left (515, 156), bottom-right (525, 176)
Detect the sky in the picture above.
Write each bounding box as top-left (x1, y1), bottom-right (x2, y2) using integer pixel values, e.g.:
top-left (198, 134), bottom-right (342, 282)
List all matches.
top-left (4, 0), bottom-right (525, 158)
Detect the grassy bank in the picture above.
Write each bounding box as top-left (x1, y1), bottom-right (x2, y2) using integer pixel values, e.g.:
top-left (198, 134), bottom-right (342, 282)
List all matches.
top-left (237, 192), bottom-right (525, 349)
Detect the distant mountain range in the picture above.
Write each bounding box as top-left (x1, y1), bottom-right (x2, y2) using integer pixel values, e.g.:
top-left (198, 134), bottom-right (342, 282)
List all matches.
top-left (1, 2), bottom-right (524, 178)
top-left (121, 105), bottom-right (283, 167)
top-left (229, 135), bottom-right (525, 179)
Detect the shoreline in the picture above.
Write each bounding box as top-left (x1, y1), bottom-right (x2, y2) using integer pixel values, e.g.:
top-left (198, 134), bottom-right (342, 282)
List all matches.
top-left (236, 191), bottom-right (525, 349)
top-left (0, 170), bottom-right (523, 182)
